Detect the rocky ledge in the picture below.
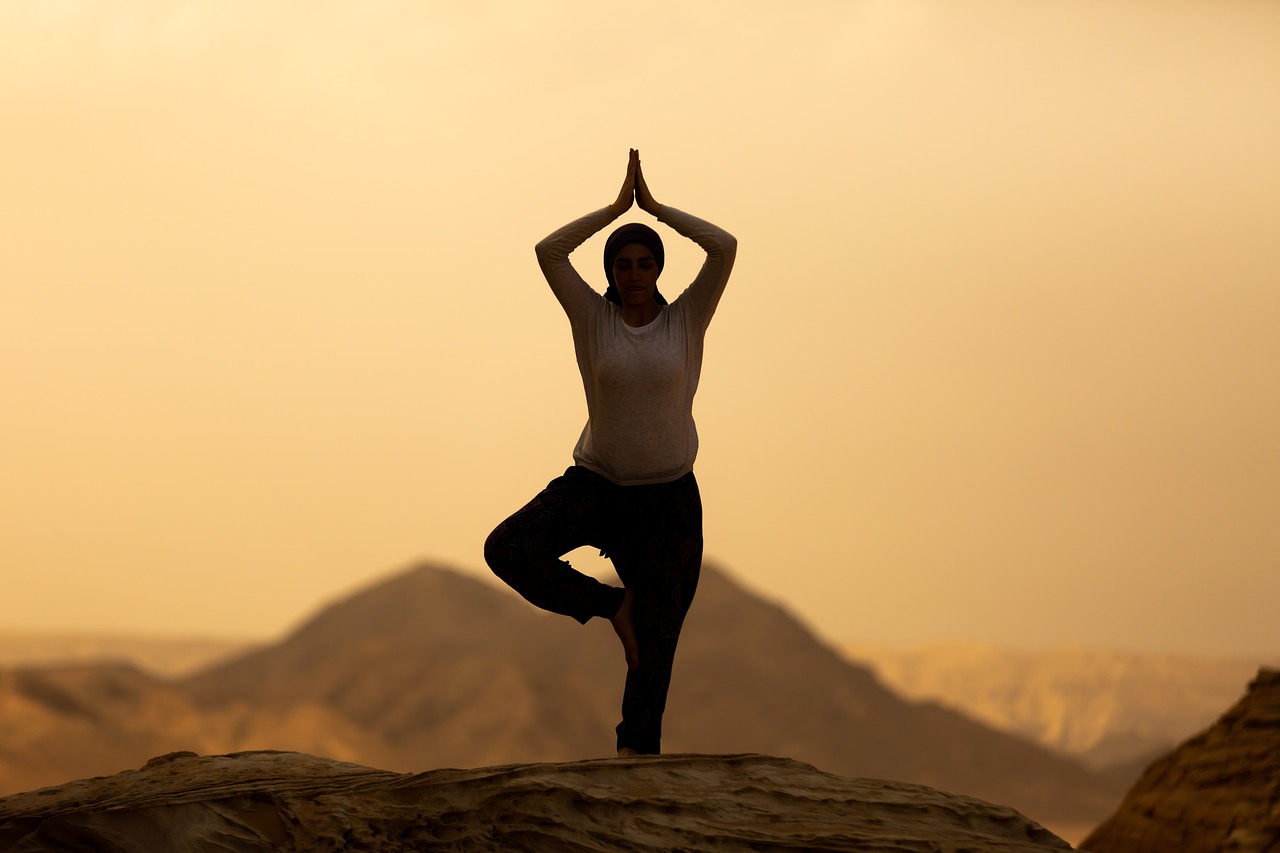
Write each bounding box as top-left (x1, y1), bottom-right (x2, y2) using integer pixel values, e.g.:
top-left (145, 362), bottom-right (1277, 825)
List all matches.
top-left (0, 751), bottom-right (1071, 852)
top-left (1082, 667), bottom-right (1280, 853)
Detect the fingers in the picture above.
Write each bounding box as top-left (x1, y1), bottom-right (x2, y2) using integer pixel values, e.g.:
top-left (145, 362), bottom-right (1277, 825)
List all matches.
top-left (612, 149), bottom-right (649, 216)
top-left (611, 151), bottom-right (638, 215)
top-left (633, 154), bottom-right (659, 214)
top-left (624, 149), bottom-right (638, 185)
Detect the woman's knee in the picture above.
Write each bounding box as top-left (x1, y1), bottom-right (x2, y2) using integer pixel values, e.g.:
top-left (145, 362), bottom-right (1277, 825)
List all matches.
top-left (483, 523), bottom-right (518, 579)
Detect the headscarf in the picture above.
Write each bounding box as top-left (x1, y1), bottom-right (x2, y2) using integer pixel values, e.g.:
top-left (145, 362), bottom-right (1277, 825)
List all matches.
top-left (602, 222), bottom-right (667, 306)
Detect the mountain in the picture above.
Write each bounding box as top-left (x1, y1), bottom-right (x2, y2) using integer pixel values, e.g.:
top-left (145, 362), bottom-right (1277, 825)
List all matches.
top-left (0, 751), bottom-right (1075, 853)
top-left (182, 564), bottom-right (621, 769)
top-left (182, 563), bottom-right (1122, 831)
top-left (841, 641), bottom-right (1275, 770)
top-left (1082, 667), bottom-right (1280, 853)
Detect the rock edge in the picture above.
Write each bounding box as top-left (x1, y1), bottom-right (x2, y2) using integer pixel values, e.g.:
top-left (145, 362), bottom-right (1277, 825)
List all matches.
top-left (0, 751), bottom-right (1072, 852)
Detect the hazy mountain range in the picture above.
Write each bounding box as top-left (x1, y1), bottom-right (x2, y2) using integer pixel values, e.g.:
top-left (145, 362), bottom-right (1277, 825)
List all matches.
top-left (1, 562), bottom-right (1124, 840)
top-left (4, 587), bottom-right (1269, 778)
top-left (841, 642), bottom-right (1276, 771)
top-left (0, 631), bottom-right (248, 679)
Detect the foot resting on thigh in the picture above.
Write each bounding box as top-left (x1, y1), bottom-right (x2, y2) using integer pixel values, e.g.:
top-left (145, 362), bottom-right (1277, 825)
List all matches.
top-left (610, 586), bottom-right (640, 671)
top-left (617, 747), bottom-right (639, 758)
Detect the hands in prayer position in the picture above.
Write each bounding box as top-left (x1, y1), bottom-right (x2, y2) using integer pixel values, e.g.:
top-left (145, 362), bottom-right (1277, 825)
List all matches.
top-left (610, 149), bottom-right (662, 218)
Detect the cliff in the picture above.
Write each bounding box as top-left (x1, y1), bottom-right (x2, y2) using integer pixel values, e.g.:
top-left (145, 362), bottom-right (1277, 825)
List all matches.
top-left (1081, 668), bottom-right (1280, 852)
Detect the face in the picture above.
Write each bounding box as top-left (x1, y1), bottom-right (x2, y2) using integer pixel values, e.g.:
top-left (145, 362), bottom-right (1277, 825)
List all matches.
top-left (612, 243), bottom-right (660, 307)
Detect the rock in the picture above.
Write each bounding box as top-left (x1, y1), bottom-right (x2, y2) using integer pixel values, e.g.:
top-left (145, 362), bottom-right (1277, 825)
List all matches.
top-left (1081, 668), bottom-right (1280, 853)
top-left (0, 751), bottom-right (1072, 853)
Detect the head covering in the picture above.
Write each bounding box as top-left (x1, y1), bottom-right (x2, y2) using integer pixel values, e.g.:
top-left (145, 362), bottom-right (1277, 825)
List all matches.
top-left (603, 222), bottom-right (667, 306)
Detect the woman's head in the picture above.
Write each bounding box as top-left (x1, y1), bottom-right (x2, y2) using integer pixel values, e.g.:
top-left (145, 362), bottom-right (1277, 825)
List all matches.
top-left (604, 223), bottom-right (667, 307)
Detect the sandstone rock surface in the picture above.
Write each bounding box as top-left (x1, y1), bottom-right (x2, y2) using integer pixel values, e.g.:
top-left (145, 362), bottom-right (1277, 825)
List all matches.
top-left (1081, 668), bottom-right (1280, 853)
top-left (0, 751), bottom-right (1071, 853)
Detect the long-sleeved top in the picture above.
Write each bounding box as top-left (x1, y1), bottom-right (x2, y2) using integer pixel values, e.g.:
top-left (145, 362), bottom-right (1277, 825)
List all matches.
top-left (535, 205), bottom-right (737, 486)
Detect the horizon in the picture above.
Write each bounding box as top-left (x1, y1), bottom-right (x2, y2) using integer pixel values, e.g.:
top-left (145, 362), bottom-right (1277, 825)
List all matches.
top-left (4, 0), bottom-right (1278, 658)
top-left (2, 559), bottom-right (1277, 663)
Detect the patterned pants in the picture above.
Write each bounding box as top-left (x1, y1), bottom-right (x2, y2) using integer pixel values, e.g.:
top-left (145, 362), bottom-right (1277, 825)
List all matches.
top-left (484, 465), bottom-right (703, 755)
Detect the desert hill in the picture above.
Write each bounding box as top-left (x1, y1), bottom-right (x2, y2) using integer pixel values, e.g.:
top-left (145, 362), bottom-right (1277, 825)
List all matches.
top-left (0, 750), bottom-right (1073, 852)
top-left (843, 641), bottom-right (1276, 770)
top-left (182, 564), bottom-right (623, 768)
top-left (181, 563), bottom-right (1121, 830)
top-left (1082, 667), bottom-right (1280, 853)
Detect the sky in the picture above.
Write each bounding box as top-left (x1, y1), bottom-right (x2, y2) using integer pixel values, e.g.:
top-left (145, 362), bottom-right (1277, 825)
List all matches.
top-left (3, 0), bottom-right (1278, 657)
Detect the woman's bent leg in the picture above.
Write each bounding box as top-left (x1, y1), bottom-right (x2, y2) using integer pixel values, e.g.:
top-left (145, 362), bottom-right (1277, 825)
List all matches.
top-left (484, 466), bottom-right (625, 625)
top-left (613, 471), bottom-right (703, 754)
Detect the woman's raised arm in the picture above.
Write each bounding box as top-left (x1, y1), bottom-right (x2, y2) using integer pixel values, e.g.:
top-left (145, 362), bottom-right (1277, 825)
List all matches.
top-left (535, 150), bottom-right (640, 317)
top-left (637, 155), bottom-right (736, 327)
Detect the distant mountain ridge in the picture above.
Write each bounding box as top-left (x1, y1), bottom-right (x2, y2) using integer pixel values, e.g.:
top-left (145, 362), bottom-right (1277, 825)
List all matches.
top-left (6, 619), bottom-right (1264, 777)
top-left (841, 641), bottom-right (1277, 769)
top-left (0, 631), bottom-right (251, 678)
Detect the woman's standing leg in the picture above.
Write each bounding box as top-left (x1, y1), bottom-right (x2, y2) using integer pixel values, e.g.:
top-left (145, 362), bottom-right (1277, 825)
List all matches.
top-left (484, 466), bottom-right (626, 625)
top-left (611, 471), bottom-right (703, 754)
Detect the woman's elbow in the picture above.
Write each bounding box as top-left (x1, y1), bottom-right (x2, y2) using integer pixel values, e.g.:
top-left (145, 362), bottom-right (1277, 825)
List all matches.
top-left (717, 232), bottom-right (738, 263)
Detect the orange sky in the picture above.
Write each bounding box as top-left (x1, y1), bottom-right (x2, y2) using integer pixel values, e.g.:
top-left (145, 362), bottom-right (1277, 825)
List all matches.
top-left (3, 0), bottom-right (1278, 656)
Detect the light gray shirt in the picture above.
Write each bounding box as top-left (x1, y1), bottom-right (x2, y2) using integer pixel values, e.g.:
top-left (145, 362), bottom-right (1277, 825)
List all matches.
top-left (535, 205), bottom-right (737, 485)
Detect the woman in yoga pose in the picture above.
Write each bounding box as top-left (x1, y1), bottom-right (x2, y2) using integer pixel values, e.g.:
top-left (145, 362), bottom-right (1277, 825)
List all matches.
top-left (485, 149), bottom-right (736, 757)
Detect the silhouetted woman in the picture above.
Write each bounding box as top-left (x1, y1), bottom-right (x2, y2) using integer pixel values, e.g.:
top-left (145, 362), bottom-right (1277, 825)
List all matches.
top-left (485, 149), bottom-right (737, 757)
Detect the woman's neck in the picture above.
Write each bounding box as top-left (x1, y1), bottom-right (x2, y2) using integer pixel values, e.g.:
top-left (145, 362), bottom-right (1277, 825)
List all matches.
top-left (621, 301), bottom-right (661, 327)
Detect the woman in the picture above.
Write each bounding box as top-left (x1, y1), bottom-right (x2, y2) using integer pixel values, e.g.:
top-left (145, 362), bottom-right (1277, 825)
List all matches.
top-left (484, 149), bottom-right (736, 757)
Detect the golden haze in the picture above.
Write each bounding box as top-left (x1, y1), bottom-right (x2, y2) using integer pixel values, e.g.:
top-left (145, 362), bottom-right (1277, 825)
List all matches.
top-left (2, 0), bottom-right (1278, 655)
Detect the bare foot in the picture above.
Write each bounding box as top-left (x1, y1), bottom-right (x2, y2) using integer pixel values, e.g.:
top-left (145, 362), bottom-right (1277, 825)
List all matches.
top-left (610, 587), bottom-right (640, 670)
top-left (617, 747), bottom-right (639, 758)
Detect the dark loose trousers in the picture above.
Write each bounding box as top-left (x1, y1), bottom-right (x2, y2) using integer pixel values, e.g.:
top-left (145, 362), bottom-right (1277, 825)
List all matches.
top-left (483, 465), bottom-right (702, 755)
